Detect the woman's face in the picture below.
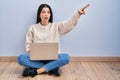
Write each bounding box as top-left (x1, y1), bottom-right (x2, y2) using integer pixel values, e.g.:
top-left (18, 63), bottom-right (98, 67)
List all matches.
top-left (40, 7), bottom-right (51, 23)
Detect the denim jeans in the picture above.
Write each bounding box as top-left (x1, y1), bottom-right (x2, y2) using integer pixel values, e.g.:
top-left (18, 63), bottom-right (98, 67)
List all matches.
top-left (17, 53), bottom-right (70, 72)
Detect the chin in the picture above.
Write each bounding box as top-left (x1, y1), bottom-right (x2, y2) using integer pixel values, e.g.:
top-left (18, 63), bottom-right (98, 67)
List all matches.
top-left (44, 20), bottom-right (49, 22)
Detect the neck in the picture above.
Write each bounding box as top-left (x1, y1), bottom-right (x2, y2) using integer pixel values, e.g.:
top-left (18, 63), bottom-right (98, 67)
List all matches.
top-left (40, 22), bottom-right (49, 26)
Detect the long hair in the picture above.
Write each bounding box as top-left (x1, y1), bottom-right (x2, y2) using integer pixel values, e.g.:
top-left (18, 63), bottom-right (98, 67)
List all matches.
top-left (36, 4), bottom-right (53, 23)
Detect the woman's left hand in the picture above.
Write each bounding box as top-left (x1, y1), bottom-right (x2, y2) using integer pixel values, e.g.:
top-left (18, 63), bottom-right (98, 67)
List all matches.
top-left (79, 4), bottom-right (90, 15)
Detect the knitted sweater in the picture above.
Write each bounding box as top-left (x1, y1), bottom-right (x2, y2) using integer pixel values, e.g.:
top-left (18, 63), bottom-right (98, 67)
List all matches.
top-left (26, 11), bottom-right (81, 52)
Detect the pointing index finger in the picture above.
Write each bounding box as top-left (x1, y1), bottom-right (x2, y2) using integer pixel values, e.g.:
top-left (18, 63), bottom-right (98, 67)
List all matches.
top-left (82, 4), bottom-right (90, 11)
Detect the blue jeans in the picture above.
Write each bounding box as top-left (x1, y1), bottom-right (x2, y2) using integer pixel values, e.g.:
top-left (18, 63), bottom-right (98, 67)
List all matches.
top-left (17, 53), bottom-right (70, 72)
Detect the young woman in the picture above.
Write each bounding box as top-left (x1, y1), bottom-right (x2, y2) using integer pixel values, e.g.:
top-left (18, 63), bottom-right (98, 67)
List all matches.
top-left (18, 4), bottom-right (90, 77)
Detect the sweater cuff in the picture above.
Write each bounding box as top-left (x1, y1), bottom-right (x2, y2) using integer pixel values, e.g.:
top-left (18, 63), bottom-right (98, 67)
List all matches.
top-left (74, 11), bottom-right (81, 18)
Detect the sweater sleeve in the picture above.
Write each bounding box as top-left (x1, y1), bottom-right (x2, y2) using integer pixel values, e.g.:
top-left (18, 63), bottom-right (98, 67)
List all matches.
top-left (25, 26), bottom-right (34, 52)
top-left (58, 11), bottom-right (81, 36)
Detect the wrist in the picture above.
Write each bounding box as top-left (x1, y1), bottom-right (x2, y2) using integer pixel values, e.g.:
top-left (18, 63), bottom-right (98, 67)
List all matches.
top-left (78, 10), bottom-right (82, 15)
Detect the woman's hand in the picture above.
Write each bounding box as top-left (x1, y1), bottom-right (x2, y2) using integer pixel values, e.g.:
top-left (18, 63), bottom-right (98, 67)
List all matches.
top-left (78, 4), bottom-right (90, 15)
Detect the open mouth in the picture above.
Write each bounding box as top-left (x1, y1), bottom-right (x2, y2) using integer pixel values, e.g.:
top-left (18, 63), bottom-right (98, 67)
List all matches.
top-left (44, 17), bottom-right (48, 20)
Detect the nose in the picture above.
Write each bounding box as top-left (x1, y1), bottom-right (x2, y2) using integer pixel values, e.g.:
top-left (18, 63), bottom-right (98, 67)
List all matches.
top-left (45, 12), bottom-right (49, 15)
top-left (45, 13), bottom-right (48, 15)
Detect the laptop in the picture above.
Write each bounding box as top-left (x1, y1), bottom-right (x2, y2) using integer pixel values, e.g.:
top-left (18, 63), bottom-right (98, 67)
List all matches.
top-left (29, 43), bottom-right (58, 60)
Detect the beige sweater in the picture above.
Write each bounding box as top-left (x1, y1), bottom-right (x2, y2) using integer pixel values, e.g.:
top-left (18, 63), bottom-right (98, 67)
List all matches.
top-left (26, 11), bottom-right (81, 52)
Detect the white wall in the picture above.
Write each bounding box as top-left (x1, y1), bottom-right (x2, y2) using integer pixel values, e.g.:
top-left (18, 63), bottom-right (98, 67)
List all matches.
top-left (0, 0), bottom-right (120, 56)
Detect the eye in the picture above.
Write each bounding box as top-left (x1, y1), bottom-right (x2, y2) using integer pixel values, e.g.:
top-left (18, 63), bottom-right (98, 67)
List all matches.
top-left (47, 11), bottom-right (50, 14)
top-left (41, 11), bottom-right (46, 14)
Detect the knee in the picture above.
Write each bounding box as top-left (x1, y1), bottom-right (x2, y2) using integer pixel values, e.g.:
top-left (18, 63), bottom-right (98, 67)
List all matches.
top-left (61, 54), bottom-right (70, 65)
top-left (17, 53), bottom-right (29, 65)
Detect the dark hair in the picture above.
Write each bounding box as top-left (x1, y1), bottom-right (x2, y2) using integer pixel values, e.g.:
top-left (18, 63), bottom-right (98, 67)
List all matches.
top-left (36, 4), bottom-right (53, 23)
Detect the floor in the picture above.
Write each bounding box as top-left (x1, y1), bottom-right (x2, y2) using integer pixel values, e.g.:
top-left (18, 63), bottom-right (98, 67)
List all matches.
top-left (0, 61), bottom-right (120, 80)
